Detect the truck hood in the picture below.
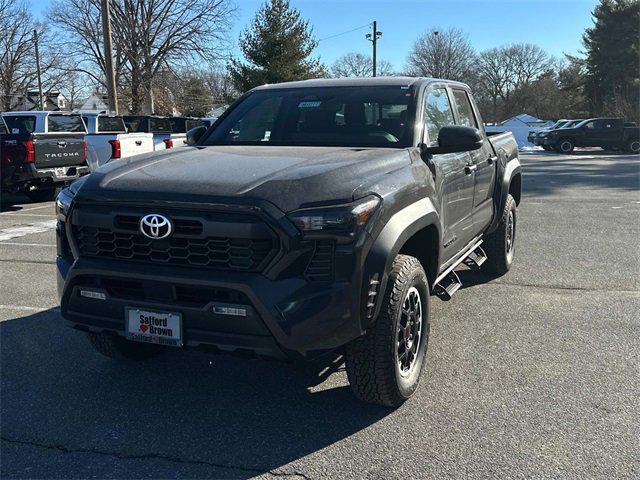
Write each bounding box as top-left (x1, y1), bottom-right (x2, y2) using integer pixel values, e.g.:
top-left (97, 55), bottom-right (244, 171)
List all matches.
top-left (76, 145), bottom-right (411, 212)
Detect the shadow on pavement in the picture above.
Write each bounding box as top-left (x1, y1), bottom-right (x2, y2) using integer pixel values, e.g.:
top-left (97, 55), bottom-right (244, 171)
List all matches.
top-left (522, 152), bottom-right (639, 197)
top-left (0, 308), bottom-right (389, 478)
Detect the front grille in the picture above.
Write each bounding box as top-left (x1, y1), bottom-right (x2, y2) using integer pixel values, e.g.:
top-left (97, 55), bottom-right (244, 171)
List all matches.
top-left (73, 225), bottom-right (275, 271)
top-left (305, 240), bottom-right (334, 283)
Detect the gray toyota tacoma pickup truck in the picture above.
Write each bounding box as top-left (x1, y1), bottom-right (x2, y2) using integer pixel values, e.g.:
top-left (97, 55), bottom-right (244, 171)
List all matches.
top-left (56, 77), bottom-right (521, 407)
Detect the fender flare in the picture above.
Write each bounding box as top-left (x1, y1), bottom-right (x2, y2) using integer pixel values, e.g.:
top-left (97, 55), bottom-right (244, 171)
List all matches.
top-left (487, 153), bottom-right (522, 234)
top-left (361, 198), bottom-right (440, 328)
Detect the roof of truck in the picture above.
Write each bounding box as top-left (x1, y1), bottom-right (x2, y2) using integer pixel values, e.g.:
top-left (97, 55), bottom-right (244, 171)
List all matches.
top-left (252, 76), bottom-right (470, 91)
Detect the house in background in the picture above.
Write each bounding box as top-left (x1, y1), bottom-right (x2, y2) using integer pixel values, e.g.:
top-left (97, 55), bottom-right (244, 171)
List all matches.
top-left (485, 113), bottom-right (554, 148)
top-left (77, 93), bottom-right (109, 113)
top-left (11, 90), bottom-right (67, 111)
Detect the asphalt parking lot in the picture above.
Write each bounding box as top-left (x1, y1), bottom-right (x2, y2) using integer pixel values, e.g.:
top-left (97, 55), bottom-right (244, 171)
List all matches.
top-left (1, 150), bottom-right (638, 479)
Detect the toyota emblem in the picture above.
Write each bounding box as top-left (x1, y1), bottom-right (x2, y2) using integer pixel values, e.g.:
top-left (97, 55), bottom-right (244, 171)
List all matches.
top-left (140, 214), bottom-right (172, 239)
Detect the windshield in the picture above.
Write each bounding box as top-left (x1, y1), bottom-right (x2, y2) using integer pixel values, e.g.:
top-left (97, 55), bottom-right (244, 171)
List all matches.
top-left (203, 86), bottom-right (415, 148)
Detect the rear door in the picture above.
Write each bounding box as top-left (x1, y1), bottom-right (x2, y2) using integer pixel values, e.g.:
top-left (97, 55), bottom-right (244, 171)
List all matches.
top-left (450, 88), bottom-right (496, 231)
top-left (422, 86), bottom-right (475, 259)
top-left (595, 118), bottom-right (623, 146)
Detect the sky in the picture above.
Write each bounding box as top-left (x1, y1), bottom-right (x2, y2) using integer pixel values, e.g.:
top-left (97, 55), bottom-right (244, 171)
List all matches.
top-left (30, 0), bottom-right (600, 70)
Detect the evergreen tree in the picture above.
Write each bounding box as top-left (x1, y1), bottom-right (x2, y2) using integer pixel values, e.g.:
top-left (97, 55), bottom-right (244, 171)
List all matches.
top-left (583, 0), bottom-right (640, 120)
top-left (229, 0), bottom-right (325, 94)
top-left (179, 77), bottom-right (214, 117)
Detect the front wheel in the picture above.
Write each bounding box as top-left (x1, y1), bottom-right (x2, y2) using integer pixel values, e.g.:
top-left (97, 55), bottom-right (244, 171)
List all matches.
top-left (557, 139), bottom-right (575, 153)
top-left (482, 194), bottom-right (517, 276)
top-left (345, 255), bottom-right (430, 408)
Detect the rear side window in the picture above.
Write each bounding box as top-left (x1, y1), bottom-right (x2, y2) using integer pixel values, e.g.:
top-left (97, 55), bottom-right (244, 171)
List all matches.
top-left (3, 115), bottom-right (36, 134)
top-left (149, 118), bottom-right (171, 132)
top-left (423, 88), bottom-right (455, 146)
top-left (451, 89), bottom-right (478, 128)
top-left (98, 116), bottom-right (126, 132)
top-left (48, 115), bottom-right (85, 133)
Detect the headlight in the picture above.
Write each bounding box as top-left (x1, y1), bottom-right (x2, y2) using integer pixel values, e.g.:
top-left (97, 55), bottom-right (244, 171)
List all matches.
top-left (56, 188), bottom-right (74, 221)
top-left (538, 132), bottom-right (547, 137)
top-left (287, 195), bottom-right (381, 242)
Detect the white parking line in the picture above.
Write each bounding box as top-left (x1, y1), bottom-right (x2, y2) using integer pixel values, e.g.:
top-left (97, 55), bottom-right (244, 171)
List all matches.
top-left (0, 242), bottom-right (56, 247)
top-left (0, 220), bottom-right (57, 241)
top-left (1, 213), bottom-right (54, 218)
top-left (2, 204), bottom-right (53, 214)
top-left (0, 304), bottom-right (58, 312)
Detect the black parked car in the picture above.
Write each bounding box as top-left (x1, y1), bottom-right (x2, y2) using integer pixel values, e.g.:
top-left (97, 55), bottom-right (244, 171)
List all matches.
top-left (56, 77), bottom-right (522, 407)
top-left (542, 117), bottom-right (640, 153)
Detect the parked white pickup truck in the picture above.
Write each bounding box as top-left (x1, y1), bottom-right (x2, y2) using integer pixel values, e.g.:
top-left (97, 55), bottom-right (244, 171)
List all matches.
top-left (169, 117), bottom-right (204, 147)
top-left (122, 116), bottom-right (176, 151)
top-left (82, 113), bottom-right (154, 171)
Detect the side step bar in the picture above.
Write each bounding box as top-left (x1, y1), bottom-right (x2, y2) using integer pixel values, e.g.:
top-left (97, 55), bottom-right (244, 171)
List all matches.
top-left (434, 240), bottom-right (487, 300)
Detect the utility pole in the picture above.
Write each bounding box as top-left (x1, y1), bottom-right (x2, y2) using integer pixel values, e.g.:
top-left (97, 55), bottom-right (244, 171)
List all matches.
top-left (33, 30), bottom-right (44, 111)
top-left (100, 0), bottom-right (118, 114)
top-left (366, 21), bottom-right (382, 77)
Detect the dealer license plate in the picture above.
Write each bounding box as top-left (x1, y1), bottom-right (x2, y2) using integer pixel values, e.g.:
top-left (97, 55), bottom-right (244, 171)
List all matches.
top-left (125, 308), bottom-right (183, 347)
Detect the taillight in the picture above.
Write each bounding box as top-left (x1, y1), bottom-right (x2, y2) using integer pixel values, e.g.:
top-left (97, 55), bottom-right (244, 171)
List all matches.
top-left (109, 139), bottom-right (121, 159)
top-left (83, 139), bottom-right (88, 159)
top-left (22, 140), bottom-right (35, 163)
top-left (164, 138), bottom-right (173, 149)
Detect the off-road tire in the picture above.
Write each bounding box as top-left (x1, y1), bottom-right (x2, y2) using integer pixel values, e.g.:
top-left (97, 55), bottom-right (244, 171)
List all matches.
top-left (87, 332), bottom-right (163, 361)
top-left (482, 194), bottom-right (517, 276)
top-left (345, 255), bottom-right (430, 408)
top-left (557, 139), bottom-right (575, 153)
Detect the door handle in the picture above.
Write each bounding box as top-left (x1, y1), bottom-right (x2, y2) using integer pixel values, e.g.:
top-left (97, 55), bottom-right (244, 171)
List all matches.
top-left (135, 140), bottom-right (142, 145)
top-left (465, 164), bottom-right (477, 175)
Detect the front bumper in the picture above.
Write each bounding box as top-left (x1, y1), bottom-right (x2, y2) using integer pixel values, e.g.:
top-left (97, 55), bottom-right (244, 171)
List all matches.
top-left (56, 202), bottom-right (372, 359)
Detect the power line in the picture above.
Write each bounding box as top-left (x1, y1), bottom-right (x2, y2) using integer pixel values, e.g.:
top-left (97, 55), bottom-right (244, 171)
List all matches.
top-left (318, 23), bottom-right (372, 42)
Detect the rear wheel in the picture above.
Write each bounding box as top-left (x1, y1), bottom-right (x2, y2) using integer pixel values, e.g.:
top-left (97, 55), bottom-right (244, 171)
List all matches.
top-left (482, 194), bottom-right (517, 276)
top-left (345, 255), bottom-right (429, 408)
top-left (25, 186), bottom-right (59, 203)
top-left (627, 139), bottom-right (640, 153)
top-left (87, 332), bottom-right (163, 361)
top-left (557, 139), bottom-right (574, 153)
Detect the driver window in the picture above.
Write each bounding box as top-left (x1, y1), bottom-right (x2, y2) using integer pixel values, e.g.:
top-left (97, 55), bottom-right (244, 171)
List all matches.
top-left (583, 121), bottom-right (596, 129)
top-left (423, 88), bottom-right (455, 147)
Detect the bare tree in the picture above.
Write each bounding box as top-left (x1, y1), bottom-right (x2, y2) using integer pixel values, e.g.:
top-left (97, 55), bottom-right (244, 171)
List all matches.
top-left (50, 0), bottom-right (235, 114)
top-left (0, 0), bottom-right (63, 110)
top-left (58, 70), bottom-right (93, 111)
top-left (331, 52), bottom-right (393, 77)
top-left (475, 43), bottom-right (554, 121)
top-left (202, 66), bottom-right (237, 105)
top-left (406, 28), bottom-right (476, 82)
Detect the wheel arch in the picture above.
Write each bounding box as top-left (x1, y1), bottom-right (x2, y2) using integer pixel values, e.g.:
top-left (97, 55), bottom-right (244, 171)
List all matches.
top-left (362, 198), bottom-right (441, 329)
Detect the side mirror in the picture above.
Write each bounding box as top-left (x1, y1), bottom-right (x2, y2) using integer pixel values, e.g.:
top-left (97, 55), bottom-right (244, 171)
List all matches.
top-left (186, 125), bottom-right (207, 145)
top-left (421, 125), bottom-right (484, 156)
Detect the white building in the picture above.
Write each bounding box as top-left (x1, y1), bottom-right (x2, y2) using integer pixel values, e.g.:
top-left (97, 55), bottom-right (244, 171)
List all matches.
top-left (485, 114), bottom-right (554, 148)
top-left (77, 93), bottom-right (109, 113)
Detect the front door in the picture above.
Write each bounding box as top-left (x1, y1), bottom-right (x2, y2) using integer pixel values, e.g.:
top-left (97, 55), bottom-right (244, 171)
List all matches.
top-left (450, 88), bottom-right (496, 232)
top-left (422, 87), bottom-right (475, 259)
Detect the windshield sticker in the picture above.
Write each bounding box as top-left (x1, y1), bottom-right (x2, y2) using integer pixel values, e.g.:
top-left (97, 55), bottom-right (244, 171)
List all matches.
top-left (298, 101), bottom-right (321, 108)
